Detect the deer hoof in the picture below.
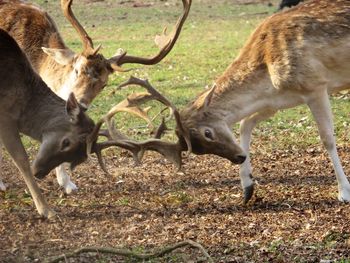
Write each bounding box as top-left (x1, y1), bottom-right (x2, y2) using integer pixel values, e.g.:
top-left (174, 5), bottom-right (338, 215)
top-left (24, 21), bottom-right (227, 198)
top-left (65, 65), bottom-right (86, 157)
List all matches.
top-left (338, 187), bottom-right (350, 202)
top-left (63, 181), bottom-right (78, 195)
top-left (243, 184), bottom-right (254, 204)
top-left (38, 208), bottom-right (56, 219)
top-left (0, 181), bottom-right (6, 191)
top-left (47, 209), bottom-right (57, 219)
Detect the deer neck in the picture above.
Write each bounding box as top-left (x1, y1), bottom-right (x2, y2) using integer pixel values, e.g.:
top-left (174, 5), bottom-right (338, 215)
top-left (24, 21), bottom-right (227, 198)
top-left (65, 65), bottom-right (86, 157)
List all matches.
top-left (204, 64), bottom-right (275, 124)
top-left (38, 59), bottom-right (73, 97)
top-left (19, 75), bottom-right (69, 142)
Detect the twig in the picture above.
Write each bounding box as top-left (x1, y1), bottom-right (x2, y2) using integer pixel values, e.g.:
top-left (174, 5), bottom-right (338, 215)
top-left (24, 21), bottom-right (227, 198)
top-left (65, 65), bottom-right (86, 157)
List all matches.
top-left (45, 240), bottom-right (213, 263)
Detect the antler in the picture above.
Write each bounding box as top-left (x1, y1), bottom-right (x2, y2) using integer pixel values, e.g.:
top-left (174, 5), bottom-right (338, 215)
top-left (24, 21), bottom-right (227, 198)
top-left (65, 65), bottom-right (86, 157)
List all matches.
top-left (104, 92), bottom-right (155, 129)
top-left (116, 76), bottom-right (192, 153)
top-left (108, 0), bottom-right (192, 69)
top-left (153, 117), bottom-right (169, 139)
top-left (86, 77), bottom-right (191, 174)
top-left (61, 0), bottom-right (96, 55)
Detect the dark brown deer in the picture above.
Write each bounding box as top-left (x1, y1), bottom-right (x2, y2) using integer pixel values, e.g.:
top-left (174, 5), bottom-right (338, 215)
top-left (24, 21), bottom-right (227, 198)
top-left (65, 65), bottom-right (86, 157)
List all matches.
top-left (0, 0), bottom-right (191, 193)
top-left (116, 0), bottom-right (350, 204)
top-left (178, 0), bottom-right (350, 203)
top-left (0, 29), bottom-right (95, 218)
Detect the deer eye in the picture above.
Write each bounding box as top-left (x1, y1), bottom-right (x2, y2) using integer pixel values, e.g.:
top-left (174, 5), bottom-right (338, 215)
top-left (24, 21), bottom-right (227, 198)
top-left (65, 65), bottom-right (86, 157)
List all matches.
top-left (74, 69), bottom-right (78, 76)
top-left (204, 129), bottom-right (213, 140)
top-left (61, 138), bottom-right (71, 151)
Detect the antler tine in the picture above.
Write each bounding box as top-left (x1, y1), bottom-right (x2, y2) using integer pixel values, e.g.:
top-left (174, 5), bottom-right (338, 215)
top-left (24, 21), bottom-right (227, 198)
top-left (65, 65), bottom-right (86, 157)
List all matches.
top-left (61, 0), bottom-right (94, 53)
top-left (152, 117), bottom-right (168, 139)
top-left (109, 0), bottom-right (192, 68)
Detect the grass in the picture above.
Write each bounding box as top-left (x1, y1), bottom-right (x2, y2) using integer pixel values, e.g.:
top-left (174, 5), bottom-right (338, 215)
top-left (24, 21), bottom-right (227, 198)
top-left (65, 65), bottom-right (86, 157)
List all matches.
top-left (29, 0), bottom-right (350, 150)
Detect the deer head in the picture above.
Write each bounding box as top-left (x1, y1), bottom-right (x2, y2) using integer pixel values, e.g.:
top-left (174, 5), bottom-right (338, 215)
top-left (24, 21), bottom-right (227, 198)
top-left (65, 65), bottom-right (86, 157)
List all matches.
top-left (178, 85), bottom-right (247, 164)
top-left (31, 93), bottom-right (95, 179)
top-left (41, 0), bottom-right (192, 109)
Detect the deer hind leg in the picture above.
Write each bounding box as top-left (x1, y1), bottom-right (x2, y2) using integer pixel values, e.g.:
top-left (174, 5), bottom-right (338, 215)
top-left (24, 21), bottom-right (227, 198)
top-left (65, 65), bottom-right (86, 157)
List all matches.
top-left (55, 163), bottom-right (78, 194)
top-left (239, 110), bottom-right (276, 203)
top-left (0, 121), bottom-right (55, 217)
top-left (307, 91), bottom-right (350, 202)
top-left (0, 145), bottom-right (6, 191)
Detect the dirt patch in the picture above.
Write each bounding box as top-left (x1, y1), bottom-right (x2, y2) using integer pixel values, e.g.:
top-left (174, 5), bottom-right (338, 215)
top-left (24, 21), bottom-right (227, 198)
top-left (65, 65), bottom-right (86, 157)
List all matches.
top-left (1, 144), bottom-right (350, 262)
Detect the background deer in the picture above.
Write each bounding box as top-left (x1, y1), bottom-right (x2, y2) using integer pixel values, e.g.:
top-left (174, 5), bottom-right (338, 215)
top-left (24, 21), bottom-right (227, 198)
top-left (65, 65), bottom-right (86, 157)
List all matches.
top-left (278, 0), bottom-right (303, 10)
top-left (155, 0), bottom-right (350, 203)
top-left (0, 29), bottom-right (97, 217)
top-left (0, 0), bottom-right (191, 193)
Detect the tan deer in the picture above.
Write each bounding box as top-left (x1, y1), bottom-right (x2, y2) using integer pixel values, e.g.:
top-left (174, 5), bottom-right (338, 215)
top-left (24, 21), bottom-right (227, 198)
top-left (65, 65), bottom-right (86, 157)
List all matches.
top-left (0, 29), bottom-right (96, 218)
top-left (0, 0), bottom-right (191, 193)
top-left (112, 0), bottom-right (350, 203)
top-left (176, 0), bottom-right (350, 203)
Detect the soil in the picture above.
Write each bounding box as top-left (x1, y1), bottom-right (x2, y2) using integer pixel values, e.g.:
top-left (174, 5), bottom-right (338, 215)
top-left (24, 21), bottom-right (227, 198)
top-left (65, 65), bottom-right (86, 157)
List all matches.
top-left (1, 143), bottom-right (350, 262)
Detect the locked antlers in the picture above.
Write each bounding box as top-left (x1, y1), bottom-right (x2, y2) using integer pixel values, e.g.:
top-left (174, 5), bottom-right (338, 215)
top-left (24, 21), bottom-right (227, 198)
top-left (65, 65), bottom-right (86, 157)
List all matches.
top-left (86, 77), bottom-right (191, 174)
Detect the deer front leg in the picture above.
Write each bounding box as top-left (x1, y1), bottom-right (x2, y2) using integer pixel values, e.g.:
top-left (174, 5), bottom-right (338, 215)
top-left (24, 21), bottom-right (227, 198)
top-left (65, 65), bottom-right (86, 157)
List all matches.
top-left (307, 91), bottom-right (350, 202)
top-left (0, 122), bottom-right (55, 218)
top-left (0, 145), bottom-right (6, 191)
top-left (239, 110), bottom-right (275, 203)
top-left (55, 163), bottom-right (78, 194)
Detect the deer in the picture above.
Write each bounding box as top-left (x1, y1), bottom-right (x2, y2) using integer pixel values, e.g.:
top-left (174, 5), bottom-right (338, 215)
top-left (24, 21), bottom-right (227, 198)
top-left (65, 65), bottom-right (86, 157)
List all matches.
top-left (0, 0), bottom-right (192, 194)
top-left (0, 28), bottom-right (158, 218)
top-left (0, 29), bottom-right (97, 218)
top-left (108, 0), bottom-right (350, 204)
top-left (175, 0), bottom-right (350, 203)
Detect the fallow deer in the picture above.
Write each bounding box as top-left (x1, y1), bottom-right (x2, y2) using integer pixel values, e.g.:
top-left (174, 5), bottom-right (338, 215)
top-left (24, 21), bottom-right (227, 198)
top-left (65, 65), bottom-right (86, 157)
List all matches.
top-left (0, 28), bottom-right (175, 217)
top-left (177, 0), bottom-right (350, 203)
top-left (0, 0), bottom-right (191, 193)
top-left (112, 0), bottom-right (350, 204)
top-left (0, 29), bottom-right (96, 218)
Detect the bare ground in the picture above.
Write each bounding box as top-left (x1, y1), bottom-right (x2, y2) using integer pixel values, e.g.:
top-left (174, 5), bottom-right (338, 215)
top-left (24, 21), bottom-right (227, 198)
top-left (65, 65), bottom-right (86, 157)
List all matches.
top-left (1, 143), bottom-right (350, 262)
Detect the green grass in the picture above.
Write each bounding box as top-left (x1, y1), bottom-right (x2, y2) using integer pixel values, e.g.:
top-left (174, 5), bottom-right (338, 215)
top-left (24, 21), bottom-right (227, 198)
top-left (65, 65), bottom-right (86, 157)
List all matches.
top-left (29, 0), bottom-right (350, 150)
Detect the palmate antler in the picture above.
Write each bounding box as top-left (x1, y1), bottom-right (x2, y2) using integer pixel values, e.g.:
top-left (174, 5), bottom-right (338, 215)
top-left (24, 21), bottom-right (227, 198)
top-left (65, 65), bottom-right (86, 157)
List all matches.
top-left (104, 92), bottom-right (154, 129)
top-left (86, 77), bottom-right (191, 175)
top-left (115, 76), bottom-right (192, 153)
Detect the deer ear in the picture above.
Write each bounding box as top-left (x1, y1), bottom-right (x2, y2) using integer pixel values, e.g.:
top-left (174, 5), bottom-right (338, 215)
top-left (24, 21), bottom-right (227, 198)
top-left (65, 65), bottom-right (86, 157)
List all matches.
top-left (66, 93), bottom-right (81, 124)
top-left (203, 84), bottom-right (216, 108)
top-left (42, 47), bottom-right (75, 65)
top-left (197, 84), bottom-right (217, 110)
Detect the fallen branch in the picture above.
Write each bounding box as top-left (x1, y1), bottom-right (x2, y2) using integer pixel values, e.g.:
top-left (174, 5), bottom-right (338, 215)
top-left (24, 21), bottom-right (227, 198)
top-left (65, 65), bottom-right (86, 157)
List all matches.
top-left (45, 240), bottom-right (213, 263)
